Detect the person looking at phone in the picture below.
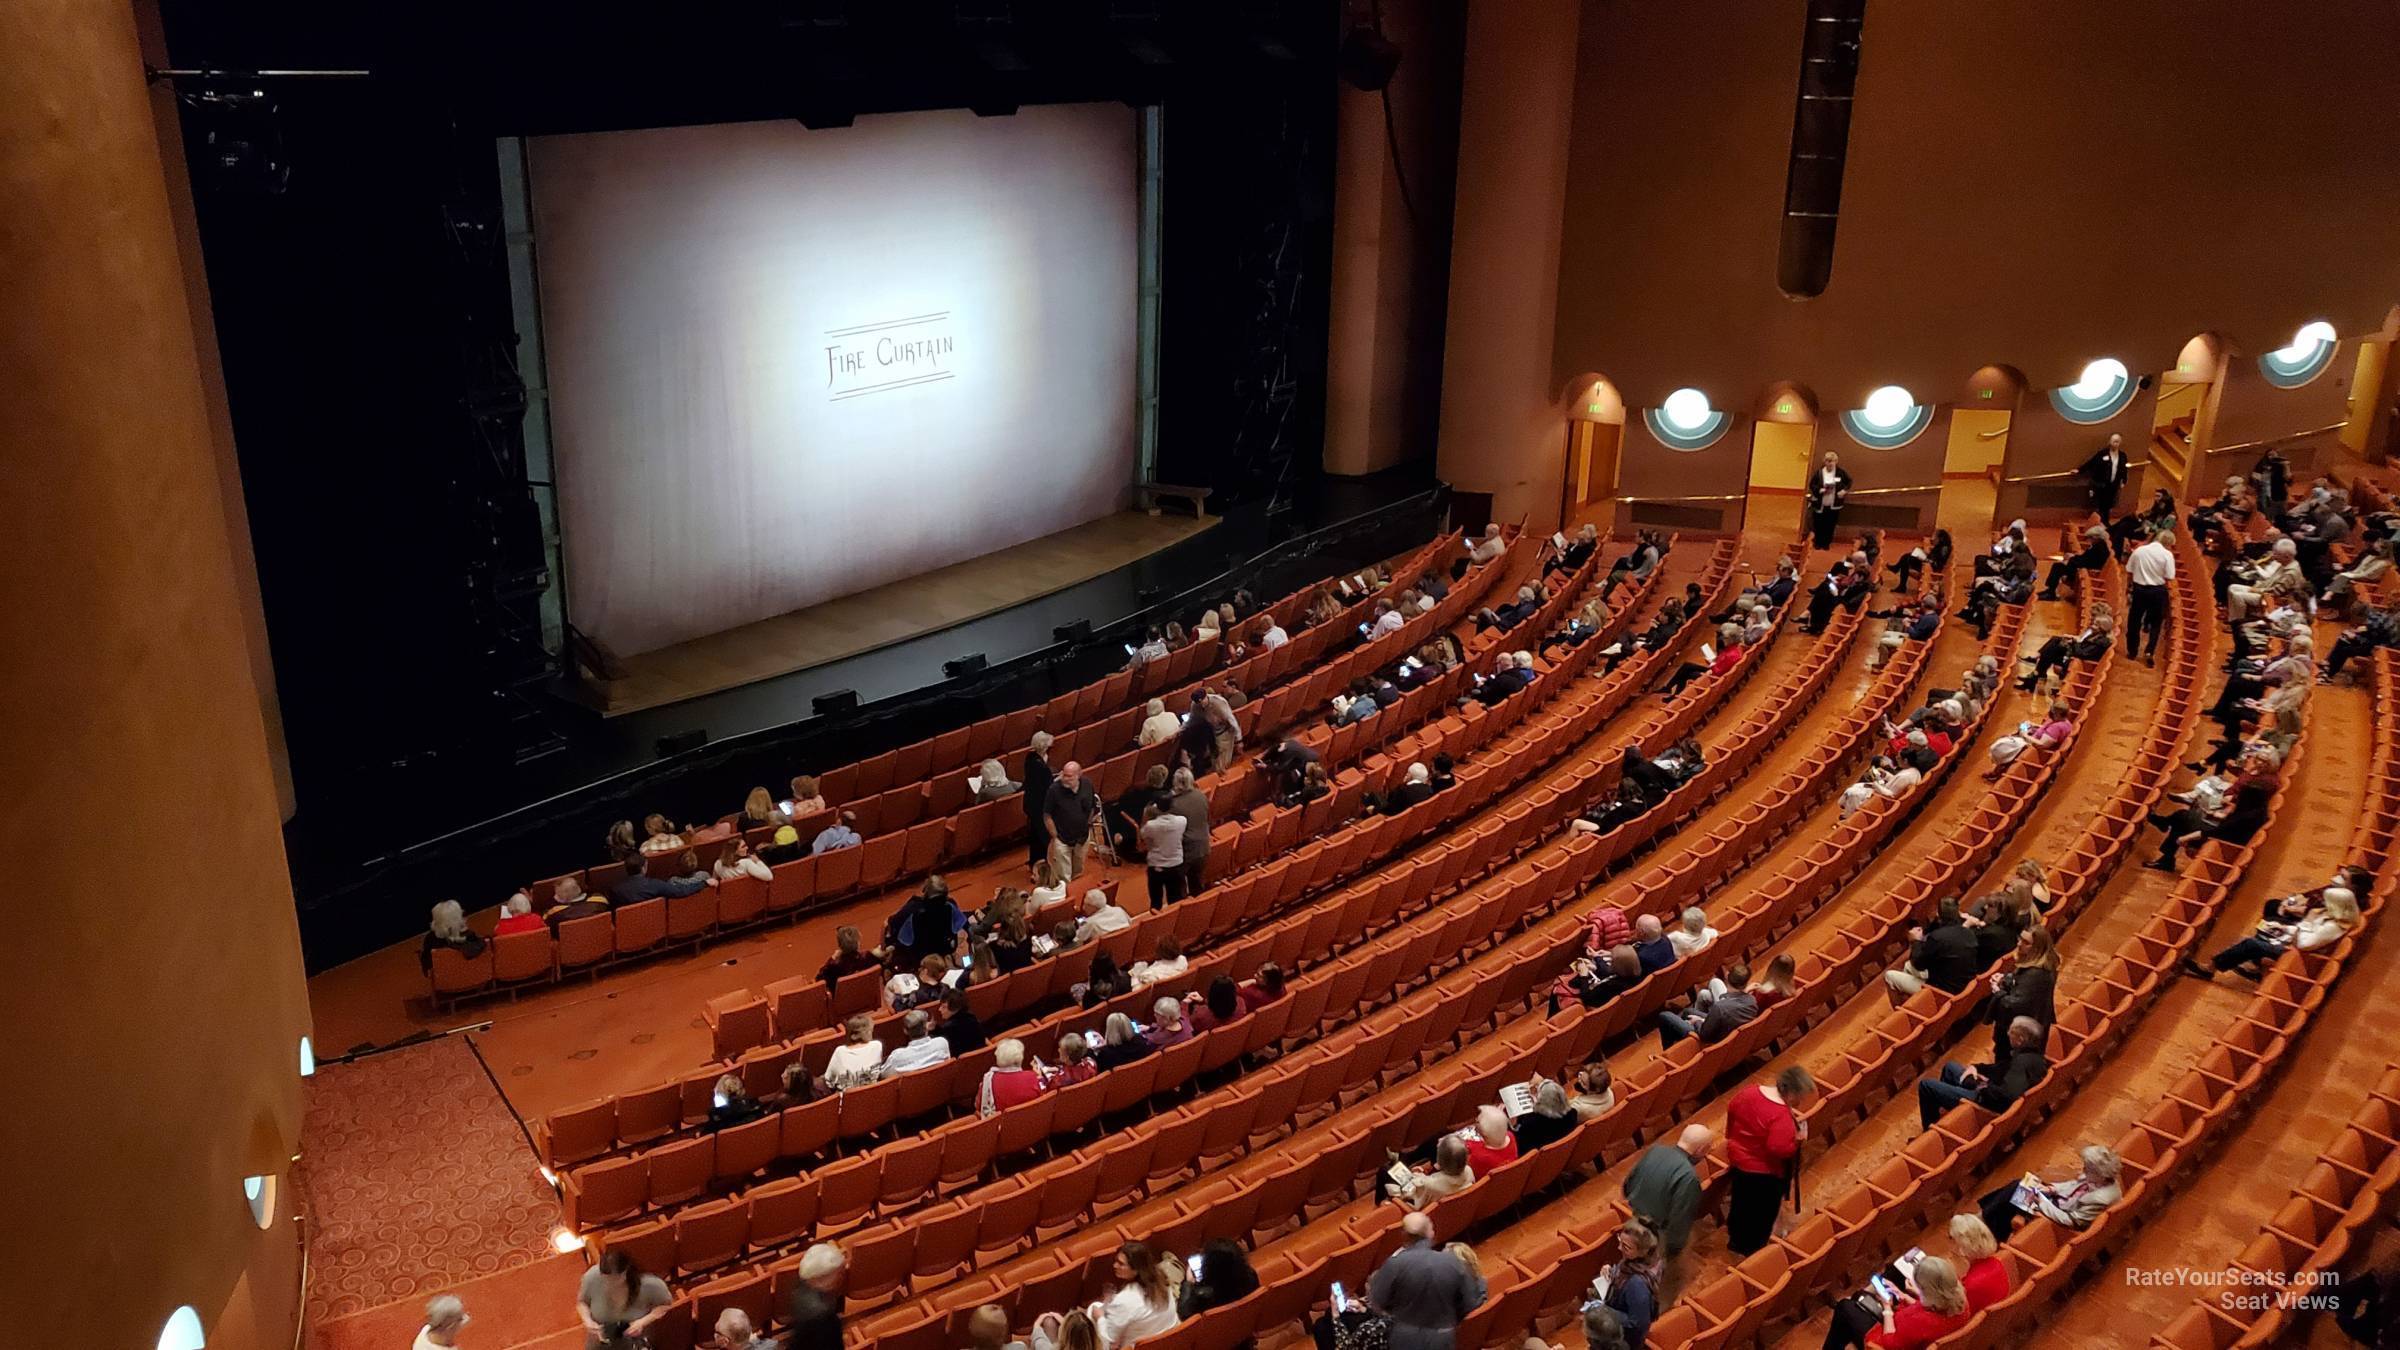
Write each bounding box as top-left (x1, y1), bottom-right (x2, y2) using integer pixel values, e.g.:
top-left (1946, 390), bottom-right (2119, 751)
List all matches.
top-left (1818, 1215), bottom-right (2004, 1349)
top-left (1366, 1212), bottom-right (1486, 1350)
top-left (1815, 1253), bottom-right (1970, 1350)
top-left (1180, 1238), bottom-right (1260, 1320)
top-left (576, 1250), bottom-right (672, 1349)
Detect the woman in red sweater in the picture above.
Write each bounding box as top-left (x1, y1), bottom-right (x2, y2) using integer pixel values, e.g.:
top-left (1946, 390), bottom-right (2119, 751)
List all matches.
top-left (1863, 1254), bottom-right (1972, 1349)
top-left (978, 1038), bottom-right (1046, 1116)
top-left (1820, 1216), bottom-right (2008, 1349)
top-left (1725, 1066), bottom-right (1816, 1255)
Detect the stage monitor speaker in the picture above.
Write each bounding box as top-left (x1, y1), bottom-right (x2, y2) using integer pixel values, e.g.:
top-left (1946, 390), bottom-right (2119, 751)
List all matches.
top-left (656, 728), bottom-right (708, 757)
top-left (944, 653), bottom-right (988, 679)
top-left (1052, 619), bottom-right (1093, 644)
top-left (813, 688), bottom-right (860, 717)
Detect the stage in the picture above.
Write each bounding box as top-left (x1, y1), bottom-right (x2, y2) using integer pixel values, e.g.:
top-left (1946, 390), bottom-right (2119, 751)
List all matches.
top-left (574, 509), bottom-right (1216, 716)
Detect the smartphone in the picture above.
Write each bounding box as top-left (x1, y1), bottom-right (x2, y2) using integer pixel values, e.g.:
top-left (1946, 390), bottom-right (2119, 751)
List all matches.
top-left (1330, 1282), bottom-right (1349, 1315)
top-left (1868, 1274), bottom-right (1897, 1304)
top-left (1187, 1253), bottom-right (1204, 1280)
top-left (1125, 644), bottom-right (1137, 656)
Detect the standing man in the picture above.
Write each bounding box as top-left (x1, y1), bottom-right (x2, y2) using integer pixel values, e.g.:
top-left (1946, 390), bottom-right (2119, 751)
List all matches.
top-left (1805, 451), bottom-right (1854, 551)
top-left (2124, 530), bottom-right (2177, 667)
top-left (1365, 1212), bottom-right (1486, 1350)
top-left (785, 1242), bottom-right (848, 1350)
top-left (1043, 760), bottom-right (1101, 881)
top-left (1724, 1066), bottom-right (1816, 1256)
top-left (1021, 731), bottom-right (1055, 872)
top-left (2081, 433), bottom-right (2130, 520)
top-left (1623, 1123), bottom-right (1714, 1300)
top-left (1169, 767), bottom-right (1212, 895)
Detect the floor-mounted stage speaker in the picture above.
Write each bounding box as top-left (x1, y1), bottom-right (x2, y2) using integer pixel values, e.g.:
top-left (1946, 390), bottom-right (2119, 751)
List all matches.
top-left (812, 688), bottom-right (860, 717)
top-left (655, 728), bottom-right (708, 757)
top-left (1053, 619), bottom-right (1093, 644)
top-left (944, 653), bottom-right (988, 679)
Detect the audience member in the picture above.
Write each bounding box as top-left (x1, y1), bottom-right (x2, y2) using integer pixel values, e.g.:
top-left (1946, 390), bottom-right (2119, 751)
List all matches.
top-left (1595, 1220), bottom-right (1663, 1350)
top-left (576, 1250), bottom-right (673, 1349)
top-left (1095, 1013), bottom-right (1153, 1070)
top-left (2185, 884), bottom-right (2359, 979)
top-left (1023, 732), bottom-right (1057, 869)
top-left (712, 838), bottom-right (772, 884)
top-left (1725, 1066), bottom-right (1816, 1255)
top-left (879, 1010), bottom-right (952, 1077)
top-left (1917, 1016), bottom-right (2049, 1129)
top-left (978, 1038), bottom-right (1045, 1116)
top-left (1074, 888), bottom-right (1133, 945)
top-left (936, 985), bottom-right (987, 1055)
top-left (1170, 768), bottom-right (1213, 894)
top-left (1045, 762), bottom-right (1102, 880)
top-left (1366, 1212), bottom-right (1485, 1350)
top-left (1656, 961), bottom-right (1759, 1048)
top-left (415, 1294), bottom-right (469, 1350)
top-left (1622, 1125), bottom-right (1712, 1266)
top-left (786, 1244), bottom-right (848, 1350)
top-left (811, 812), bottom-right (863, 855)
top-left (1882, 897), bottom-right (1978, 1004)
top-left (1138, 802), bottom-right (1189, 907)
top-left (1630, 915), bottom-right (1676, 973)
top-left (607, 851), bottom-right (708, 906)
top-left (1978, 1144), bottom-right (2121, 1239)
top-left (1130, 935), bottom-right (1189, 988)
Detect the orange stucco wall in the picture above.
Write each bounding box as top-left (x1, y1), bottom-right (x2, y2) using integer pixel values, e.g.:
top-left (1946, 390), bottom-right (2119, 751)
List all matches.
top-left (0, 2), bottom-right (312, 1347)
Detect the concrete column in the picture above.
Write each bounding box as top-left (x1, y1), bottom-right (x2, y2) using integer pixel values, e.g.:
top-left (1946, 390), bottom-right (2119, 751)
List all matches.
top-left (1432, 0), bottom-right (1581, 530)
top-left (1, 2), bottom-right (310, 1346)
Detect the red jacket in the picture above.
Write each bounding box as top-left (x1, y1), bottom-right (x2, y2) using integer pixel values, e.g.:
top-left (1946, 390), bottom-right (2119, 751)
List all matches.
top-left (495, 913), bottom-right (545, 936)
top-left (1708, 643), bottom-right (1745, 676)
top-left (1584, 906), bottom-right (1634, 953)
top-left (1961, 1256), bottom-right (2010, 1310)
top-left (1725, 1085), bottom-right (1799, 1175)
top-left (1867, 1302), bottom-right (1971, 1349)
top-left (1464, 1133), bottom-right (1519, 1175)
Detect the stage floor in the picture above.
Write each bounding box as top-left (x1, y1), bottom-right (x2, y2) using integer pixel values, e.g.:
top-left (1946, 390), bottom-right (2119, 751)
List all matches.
top-left (577, 509), bottom-right (1215, 716)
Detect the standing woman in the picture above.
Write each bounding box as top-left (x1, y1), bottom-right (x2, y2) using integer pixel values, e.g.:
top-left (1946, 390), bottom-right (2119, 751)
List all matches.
top-left (1806, 451), bottom-right (1855, 552)
top-left (1724, 1066), bottom-right (1817, 1255)
top-left (576, 1249), bottom-right (673, 1348)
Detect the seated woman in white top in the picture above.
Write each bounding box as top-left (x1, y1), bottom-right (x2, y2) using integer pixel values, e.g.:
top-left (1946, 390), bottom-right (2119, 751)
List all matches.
top-left (1129, 935), bottom-right (1190, 988)
top-left (822, 1014), bottom-right (885, 1089)
top-left (713, 838), bottom-right (773, 883)
top-left (1065, 1242), bottom-right (1179, 1350)
top-left (1667, 906), bottom-right (1718, 958)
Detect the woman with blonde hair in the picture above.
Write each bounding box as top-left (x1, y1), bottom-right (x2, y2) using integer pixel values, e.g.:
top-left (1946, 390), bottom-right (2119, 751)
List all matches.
top-left (2011, 859), bottom-right (2052, 909)
top-left (823, 1013), bottom-right (884, 1089)
top-left (2188, 884), bottom-right (2361, 979)
top-left (738, 786), bottom-right (782, 830)
top-left (1818, 1249), bottom-right (1975, 1350)
top-left (1986, 924), bottom-right (2059, 1059)
top-left (1946, 1212), bottom-right (2010, 1308)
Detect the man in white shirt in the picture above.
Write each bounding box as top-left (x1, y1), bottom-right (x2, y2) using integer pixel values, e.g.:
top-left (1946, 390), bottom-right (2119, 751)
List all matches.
top-left (1469, 524), bottom-right (1507, 565)
top-left (2227, 538), bottom-right (2299, 622)
top-left (1136, 698), bottom-right (1181, 748)
top-left (1071, 888), bottom-right (1132, 945)
top-left (2124, 530), bottom-right (2177, 666)
top-left (1371, 601), bottom-right (1406, 638)
top-left (1257, 619), bottom-right (1288, 650)
top-left (878, 1010), bottom-right (951, 1076)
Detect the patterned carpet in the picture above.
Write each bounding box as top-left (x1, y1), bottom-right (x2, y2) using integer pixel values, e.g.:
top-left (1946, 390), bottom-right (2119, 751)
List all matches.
top-left (296, 1036), bottom-right (562, 1326)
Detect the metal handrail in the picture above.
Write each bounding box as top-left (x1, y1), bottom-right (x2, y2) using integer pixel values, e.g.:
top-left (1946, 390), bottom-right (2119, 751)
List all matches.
top-left (2202, 421), bottom-right (2349, 457)
top-left (2001, 459), bottom-right (2155, 487)
top-left (1612, 491), bottom-right (1747, 505)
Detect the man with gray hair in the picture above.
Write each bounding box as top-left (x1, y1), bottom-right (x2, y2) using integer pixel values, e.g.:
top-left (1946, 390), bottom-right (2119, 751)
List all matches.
top-left (711, 1306), bottom-right (773, 1350)
top-left (877, 1009), bottom-right (951, 1077)
top-left (1072, 887), bottom-right (1132, 946)
top-left (1021, 730), bottom-right (1056, 868)
top-left (1366, 1210), bottom-right (1485, 1350)
top-left (1978, 1142), bottom-right (2122, 1238)
top-left (1169, 765), bottom-right (1211, 893)
top-left (417, 1294), bottom-right (469, 1348)
top-left (787, 1242), bottom-right (848, 1350)
top-left (1917, 1015), bottom-right (2049, 1129)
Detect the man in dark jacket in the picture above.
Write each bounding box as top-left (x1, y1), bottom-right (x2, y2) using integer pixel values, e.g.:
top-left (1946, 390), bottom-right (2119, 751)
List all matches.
top-left (1883, 897), bottom-right (1982, 1004)
top-left (1365, 1213), bottom-right (1485, 1350)
top-left (605, 851), bottom-right (707, 907)
top-left (1917, 1016), bottom-right (2049, 1129)
top-left (786, 1243), bottom-right (847, 1350)
top-left (2082, 434), bottom-right (2130, 518)
top-left (1169, 768), bottom-right (1211, 894)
